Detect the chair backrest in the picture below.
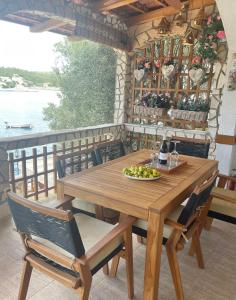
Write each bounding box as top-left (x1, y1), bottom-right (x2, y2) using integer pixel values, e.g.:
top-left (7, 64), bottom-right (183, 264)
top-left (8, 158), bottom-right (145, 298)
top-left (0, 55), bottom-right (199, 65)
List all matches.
top-left (170, 137), bottom-right (210, 159)
top-left (56, 149), bottom-right (97, 179)
top-left (8, 192), bottom-right (85, 258)
top-left (177, 170), bottom-right (218, 225)
top-left (95, 140), bottom-right (125, 165)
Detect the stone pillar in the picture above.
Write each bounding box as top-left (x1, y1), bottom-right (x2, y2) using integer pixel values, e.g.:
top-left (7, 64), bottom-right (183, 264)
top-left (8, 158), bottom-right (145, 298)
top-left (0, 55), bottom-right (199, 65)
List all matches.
top-left (0, 147), bottom-right (10, 218)
top-left (114, 50), bottom-right (132, 124)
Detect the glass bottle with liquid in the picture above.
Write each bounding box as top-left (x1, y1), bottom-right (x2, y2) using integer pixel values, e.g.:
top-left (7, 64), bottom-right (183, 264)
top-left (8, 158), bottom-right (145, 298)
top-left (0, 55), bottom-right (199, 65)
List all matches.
top-left (159, 139), bottom-right (169, 165)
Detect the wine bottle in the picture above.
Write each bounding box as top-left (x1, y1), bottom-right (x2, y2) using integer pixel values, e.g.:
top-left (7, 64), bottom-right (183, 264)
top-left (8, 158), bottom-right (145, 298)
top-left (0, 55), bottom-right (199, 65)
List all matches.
top-left (159, 139), bottom-right (168, 165)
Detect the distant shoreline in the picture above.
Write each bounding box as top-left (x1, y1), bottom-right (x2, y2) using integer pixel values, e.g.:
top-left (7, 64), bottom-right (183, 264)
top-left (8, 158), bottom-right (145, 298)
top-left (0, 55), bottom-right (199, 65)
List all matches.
top-left (0, 87), bottom-right (60, 92)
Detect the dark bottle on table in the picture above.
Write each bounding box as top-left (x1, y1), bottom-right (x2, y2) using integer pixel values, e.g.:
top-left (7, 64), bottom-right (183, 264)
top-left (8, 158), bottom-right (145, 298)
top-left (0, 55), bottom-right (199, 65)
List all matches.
top-left (159, 139), bottom-right (168, 165)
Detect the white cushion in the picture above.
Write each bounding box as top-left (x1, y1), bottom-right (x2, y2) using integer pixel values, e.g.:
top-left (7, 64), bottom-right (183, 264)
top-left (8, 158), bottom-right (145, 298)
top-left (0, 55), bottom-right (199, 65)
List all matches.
top-left (134, 205), bottom-right (184, 239)
top-left (72, 199), bottom-right (119, 220)
top-left (72, 198), bottom-right (96, 214)
top-left (210, 197), bottom-right (236, 218)
top-left (34, 213), bottom-right (123, 271)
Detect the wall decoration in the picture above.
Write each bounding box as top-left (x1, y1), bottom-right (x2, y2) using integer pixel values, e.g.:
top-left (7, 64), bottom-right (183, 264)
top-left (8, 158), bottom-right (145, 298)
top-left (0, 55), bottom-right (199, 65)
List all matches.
top-left (161, 64), bottom-right (175, 80)
top-left (134, 69), bottom-right (145, 82)
top-left (189, 56), bottom-right (205, 84)
top-left (157, 17), bottom-right (170, 35)
top-left (227, 53), bottom-right (236, 91)
top-left (129, 37), bottom-right (215, 130)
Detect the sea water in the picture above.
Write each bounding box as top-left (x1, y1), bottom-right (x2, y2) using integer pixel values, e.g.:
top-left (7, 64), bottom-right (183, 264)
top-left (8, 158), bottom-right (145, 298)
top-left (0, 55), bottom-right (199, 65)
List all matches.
top-left (0, 89), bottom-right (60, 138)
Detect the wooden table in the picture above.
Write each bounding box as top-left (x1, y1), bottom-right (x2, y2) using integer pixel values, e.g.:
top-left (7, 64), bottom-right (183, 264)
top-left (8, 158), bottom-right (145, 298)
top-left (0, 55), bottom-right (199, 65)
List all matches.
top-left (57, 150), bottom-right (218, 300)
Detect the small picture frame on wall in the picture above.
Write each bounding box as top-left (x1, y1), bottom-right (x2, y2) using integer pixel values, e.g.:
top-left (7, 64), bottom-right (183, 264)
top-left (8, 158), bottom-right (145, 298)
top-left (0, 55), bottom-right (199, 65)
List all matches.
top-left (227, 53), bottom-right (236, 91)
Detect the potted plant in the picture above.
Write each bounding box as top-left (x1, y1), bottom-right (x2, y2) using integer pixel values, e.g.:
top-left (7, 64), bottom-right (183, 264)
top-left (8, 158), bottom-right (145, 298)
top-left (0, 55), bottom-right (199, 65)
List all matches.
top-left (134, 92), bottom-right (171, 117)
top-left (172, 96), bottom-right (209, 122)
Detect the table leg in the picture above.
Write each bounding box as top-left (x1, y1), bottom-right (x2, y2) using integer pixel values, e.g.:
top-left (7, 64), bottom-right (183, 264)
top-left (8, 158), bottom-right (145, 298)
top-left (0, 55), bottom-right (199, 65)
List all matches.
top-left (56, 181), bottom-right (73, 210)
top-left (144, 211), bottom-right (164, 300)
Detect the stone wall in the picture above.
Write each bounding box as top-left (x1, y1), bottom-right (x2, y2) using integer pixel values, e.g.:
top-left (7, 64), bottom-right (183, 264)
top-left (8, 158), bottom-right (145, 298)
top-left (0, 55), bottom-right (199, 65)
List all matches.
top-left (114, 50), bottom-right (132, 124)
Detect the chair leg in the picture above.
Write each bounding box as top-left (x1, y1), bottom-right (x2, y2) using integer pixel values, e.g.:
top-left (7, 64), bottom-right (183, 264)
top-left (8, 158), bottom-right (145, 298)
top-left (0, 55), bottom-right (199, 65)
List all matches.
top-left (137, 235), bottom-right (143, 244)
top-left (18, 260), bottom-right (33, 300)
top-left (136, 235), bottom-right (146, 244)
top-left (192, 230), bottom-right (204, 269)
top-left (102, 263), bottom-right (109, 275)
top-left (204, 217), bottom-right (213, 231)
top-left (166, 244), bottom-right (184, 300)
top-left (124, 229), bottom-right (134, 299)
top-left (110, 254), bottom-right (121, 277)
top-left (188, 240), bottom-right (195, 257)
top-left (77, 286), bottom-right (91, 300)
top-left (76, 264), bottom-right (92, 300)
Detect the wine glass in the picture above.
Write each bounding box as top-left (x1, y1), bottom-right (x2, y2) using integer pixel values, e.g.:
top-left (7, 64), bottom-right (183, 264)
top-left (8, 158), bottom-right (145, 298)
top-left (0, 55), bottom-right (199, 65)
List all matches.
top-left (169, 140), bottom-right (180, 167)
top-left (150, 152), bottom-right (157, 167)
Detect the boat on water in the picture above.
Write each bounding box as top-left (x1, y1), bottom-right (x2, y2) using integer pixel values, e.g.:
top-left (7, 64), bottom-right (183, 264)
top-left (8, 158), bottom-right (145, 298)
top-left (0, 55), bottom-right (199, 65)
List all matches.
top-left (4, 122), bottom-right (32, 129)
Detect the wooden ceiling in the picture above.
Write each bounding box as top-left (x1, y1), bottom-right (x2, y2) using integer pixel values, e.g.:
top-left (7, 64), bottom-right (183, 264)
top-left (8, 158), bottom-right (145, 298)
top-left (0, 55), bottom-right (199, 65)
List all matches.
top-left (85, 0), bottom-right (215, 25)
top-left (1, 0), bottom-right (215, 39)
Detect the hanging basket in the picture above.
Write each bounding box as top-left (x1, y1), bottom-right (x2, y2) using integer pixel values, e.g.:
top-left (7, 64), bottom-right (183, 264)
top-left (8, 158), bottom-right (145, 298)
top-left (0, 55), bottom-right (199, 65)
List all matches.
top-left (133, 105), bottom-right (166, 117)
top-left (172, 109), bottom-right (208, 122)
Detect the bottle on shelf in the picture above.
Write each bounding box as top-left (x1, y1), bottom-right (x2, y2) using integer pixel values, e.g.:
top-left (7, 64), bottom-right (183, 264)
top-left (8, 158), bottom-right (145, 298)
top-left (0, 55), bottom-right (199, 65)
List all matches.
top-left (159, 139), bottom-right (169, 165)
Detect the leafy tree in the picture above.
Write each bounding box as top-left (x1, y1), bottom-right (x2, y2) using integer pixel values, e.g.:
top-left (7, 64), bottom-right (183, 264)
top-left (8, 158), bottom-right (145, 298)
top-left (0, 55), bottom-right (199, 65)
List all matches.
top-left (43, 40), bottom-right (117, 130)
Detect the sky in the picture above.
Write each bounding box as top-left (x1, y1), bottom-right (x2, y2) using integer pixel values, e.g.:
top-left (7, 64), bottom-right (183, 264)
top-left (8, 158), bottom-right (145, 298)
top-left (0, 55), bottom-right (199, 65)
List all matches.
top-left (0, 20), bottom-right (64, 72)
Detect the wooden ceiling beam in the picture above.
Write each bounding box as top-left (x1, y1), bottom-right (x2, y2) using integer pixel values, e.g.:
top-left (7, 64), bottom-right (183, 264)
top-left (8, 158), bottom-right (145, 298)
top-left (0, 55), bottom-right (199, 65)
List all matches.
top-left (128, 4), bottom-right (145, 14)
top-left (189, 0), bottom-right (215, 9)
top-left (127, 0), bottom-right (216, 26)
top-left (96, 0), bottom-right (138, 12)
top-left (165, 0), bottom-right (181, 9)
top-left (127, 6), bottom-right (179, 26)
top-left (30, 18), bottom-right (67, 33)
top-left (155, 1), bottom-right (167, 7)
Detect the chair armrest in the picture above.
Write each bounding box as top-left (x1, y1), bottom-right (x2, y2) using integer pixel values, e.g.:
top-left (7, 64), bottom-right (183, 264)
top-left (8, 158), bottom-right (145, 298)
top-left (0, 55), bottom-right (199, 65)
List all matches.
top-left (211, 187), bottom-right (236, 204)
top-left (43, 195), bottom-right (75, 209)
top-left (85, 215), bottom-right (136, 262)
top-left (218, 173), bottom-right (236, 182)
top-left (165, 218), bottom-right (186, 232)
top-left (217, 174), bottom-right (236, 189)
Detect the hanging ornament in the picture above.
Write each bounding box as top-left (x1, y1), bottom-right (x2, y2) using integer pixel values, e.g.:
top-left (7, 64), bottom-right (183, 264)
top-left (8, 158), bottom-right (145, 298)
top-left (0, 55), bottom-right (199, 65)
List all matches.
top-left (161, 65), bottom-right (175, 80)
top-left (134, 69), bottom-right (145, 81)
top-left (173, 4), bottom-right (188, 27)
top-left (192, 7), bottom-right (207, 29)
top-left (183, 28), bottom-right (196, 46)
top-left (173, 12), bottom-right (185, 27)
top-left (157, 17), bottom-right (170, 35)
top-left (189, 68), bottom-right (204, 84)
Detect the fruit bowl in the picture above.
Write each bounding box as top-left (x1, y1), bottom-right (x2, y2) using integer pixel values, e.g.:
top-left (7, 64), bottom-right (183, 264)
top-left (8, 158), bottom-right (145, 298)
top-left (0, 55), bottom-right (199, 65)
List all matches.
top-left (122, 166), bottom-right (161, 181)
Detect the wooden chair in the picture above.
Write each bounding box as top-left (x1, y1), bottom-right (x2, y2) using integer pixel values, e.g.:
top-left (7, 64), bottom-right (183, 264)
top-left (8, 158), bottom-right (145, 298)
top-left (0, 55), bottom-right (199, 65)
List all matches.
top-left (111, 170), bottom-right (218, 300)
top-left (94, 140), bottom-right (125, 165)
top-left (55, 149), bottom-right (98, 218)
top-left (207, 174), bottom-right (236, 225)
top-left (7, 191), bottom-right (135, 300)
top-left (169, 136), bottom-right (210, 159)
top-left (93, 140), bottom-right (125, 222)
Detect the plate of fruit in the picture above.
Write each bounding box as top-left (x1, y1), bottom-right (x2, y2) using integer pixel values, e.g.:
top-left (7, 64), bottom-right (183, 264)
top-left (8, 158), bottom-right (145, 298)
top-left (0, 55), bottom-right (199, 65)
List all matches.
top-left (122, 166), bottom-right (161, 181)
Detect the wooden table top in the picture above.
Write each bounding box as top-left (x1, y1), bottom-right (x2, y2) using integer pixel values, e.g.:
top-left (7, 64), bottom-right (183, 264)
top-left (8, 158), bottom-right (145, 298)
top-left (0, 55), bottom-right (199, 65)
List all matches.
top-left (58, 150), bottom-right (218, 220)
